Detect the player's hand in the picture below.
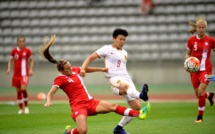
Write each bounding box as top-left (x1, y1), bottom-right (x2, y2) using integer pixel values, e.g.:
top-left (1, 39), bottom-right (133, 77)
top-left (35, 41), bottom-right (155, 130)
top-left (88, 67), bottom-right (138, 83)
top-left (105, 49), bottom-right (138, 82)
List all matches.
top-left (44, 101), bottom-right (52, 107)
top-left (102, 67), bottom-right (108, 72)
top-left (29, 70), bottom-right (33, 76)
top-left (6, 69), bottom-right (10, 74)
top-left (80, 68), bottom-right (86, 77)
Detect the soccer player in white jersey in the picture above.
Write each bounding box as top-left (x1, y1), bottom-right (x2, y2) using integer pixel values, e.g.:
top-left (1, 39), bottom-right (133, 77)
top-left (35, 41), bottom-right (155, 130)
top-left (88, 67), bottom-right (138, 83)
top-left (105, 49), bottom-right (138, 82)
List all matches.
top-left (80, 28), bottom-right (150, 134)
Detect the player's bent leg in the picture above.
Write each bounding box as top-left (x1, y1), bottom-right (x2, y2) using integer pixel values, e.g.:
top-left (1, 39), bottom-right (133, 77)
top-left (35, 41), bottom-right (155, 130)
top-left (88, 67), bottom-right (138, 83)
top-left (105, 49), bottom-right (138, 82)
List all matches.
top-left (139, 103), bottom-right (151, 120)
top-left (113, 98), bottom-right (141, 134)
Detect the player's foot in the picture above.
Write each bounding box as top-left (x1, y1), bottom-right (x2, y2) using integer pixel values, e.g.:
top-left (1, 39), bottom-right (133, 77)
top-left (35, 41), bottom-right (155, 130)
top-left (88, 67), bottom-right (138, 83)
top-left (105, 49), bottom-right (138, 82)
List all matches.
top-left (63, 125), bottom-right (72, 134)
top-left (139, 103), bottom-right (151, 120)
top-left (194, 119), bottom-right (203, 123)
top-left (18, 109), bottom-right (23, 114)
top-left (24, 107), bottom-right (29, 114)
top-left (113, 125), bottom-right (127, 134)
top-left (139, 84), bottom-right (149, 101)
top-left (194, 115), bottom-right (203, 123)
top-left (208, 92), bottom-right (214, 106)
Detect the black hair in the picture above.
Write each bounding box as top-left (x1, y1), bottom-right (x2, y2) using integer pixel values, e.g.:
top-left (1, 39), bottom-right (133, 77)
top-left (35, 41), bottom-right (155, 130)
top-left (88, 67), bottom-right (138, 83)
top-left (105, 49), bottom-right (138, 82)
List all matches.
top-left (112, 28), bottom-right (128, 38)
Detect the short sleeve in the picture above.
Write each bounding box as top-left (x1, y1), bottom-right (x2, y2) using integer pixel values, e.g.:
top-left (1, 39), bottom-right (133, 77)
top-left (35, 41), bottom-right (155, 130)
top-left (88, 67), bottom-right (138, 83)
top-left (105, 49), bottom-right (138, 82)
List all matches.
top-left (10, 48), bottom-right (15, 57)
top-left (27, 48), bottom-right (33, 57)
top-left (96, 45), bottom-right (109, 58)
top-left (53, 77), bottom-right (63, 88)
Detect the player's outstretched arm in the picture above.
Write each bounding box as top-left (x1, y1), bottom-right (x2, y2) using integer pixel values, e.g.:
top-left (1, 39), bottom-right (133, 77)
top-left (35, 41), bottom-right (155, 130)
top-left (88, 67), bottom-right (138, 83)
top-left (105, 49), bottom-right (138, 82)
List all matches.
top-left (80, 52), bottom-right (99, 77)
top-left (44, 86), bottom-right (58, 107)
top-left (85, 67), bottom-right (108, 73)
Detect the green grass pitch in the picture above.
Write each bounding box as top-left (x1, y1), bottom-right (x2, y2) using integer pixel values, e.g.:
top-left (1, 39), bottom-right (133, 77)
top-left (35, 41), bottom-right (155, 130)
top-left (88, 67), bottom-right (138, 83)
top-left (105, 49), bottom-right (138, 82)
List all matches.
top-left (0, 102), bottom-right (214, 134)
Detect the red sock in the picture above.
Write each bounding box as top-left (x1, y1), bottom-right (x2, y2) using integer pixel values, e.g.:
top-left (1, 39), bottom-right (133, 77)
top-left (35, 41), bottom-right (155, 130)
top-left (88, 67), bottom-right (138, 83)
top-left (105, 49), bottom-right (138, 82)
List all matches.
top-left (198, 95), bottom-right (206, 116)
top-left (115, 106), bottom-right (139, 117)
top-left (67, 128), bottom-right (79, 134)
top-left (17, 90), bottom-right (23, 109)
top-left (22, 90), bottom-right (28, 107)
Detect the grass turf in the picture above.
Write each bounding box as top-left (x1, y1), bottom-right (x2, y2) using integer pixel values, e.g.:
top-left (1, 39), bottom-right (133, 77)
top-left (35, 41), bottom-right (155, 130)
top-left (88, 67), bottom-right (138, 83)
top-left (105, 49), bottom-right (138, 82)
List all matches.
top-left (0, 102), bottom-right (214, 134)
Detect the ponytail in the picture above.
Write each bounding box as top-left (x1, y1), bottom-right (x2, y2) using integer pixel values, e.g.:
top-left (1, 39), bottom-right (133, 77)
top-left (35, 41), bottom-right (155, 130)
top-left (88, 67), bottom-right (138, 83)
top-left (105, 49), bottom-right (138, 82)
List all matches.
top-left (39, 35), bottom-right (67, 71)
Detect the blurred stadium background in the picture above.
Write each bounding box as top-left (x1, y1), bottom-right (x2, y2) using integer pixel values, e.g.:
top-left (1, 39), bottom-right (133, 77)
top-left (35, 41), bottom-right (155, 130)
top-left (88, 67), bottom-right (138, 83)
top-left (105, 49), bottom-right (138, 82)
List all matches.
top-left (0, 0), bottom-right (215, 96)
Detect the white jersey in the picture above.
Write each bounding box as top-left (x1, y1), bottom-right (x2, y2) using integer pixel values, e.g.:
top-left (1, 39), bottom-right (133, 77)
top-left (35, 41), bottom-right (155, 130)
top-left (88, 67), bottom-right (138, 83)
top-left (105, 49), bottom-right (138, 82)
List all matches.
top-left (96, 45), bottom-right (129, 78)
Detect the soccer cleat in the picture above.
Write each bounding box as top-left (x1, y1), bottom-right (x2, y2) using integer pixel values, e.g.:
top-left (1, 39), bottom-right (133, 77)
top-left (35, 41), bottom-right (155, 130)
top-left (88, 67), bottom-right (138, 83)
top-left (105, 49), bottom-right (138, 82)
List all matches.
top-left (24, 107), bottom-right (30, 114)
top-left (207, 75), bottom-right (215, 81)
top-left (139, 84), bottom-right (149, 101)
top-left (194, 115), bottom-right (203, 123)
top-left (113, 125), bottom-right (127, 134)
top-left (139, 103), bottom-right (151, 120)
top-left (63, 125), bottom-right (72, 134)
top-left (18, 109), bottom-right (23, 114)
top-left (194, 119), bottom-right (203, 123)
top-left (208, 92), bottom-right (214, 106)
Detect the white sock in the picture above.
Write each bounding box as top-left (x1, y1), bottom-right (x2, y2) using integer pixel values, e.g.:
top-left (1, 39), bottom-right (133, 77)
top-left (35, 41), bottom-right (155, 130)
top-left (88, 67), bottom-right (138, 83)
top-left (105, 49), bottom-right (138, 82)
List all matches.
top-left (118, 116), bottom-right (133, 127)
top-left (126, 87), bottom-right (140, 99)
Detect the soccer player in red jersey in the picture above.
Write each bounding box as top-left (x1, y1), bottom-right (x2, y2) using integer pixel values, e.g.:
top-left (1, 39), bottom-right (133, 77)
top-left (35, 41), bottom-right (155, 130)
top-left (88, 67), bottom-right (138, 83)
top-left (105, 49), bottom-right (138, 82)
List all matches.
top-left (185, 18), bottom-right (215, 123)
top-left (40, 35), bottom-right (150, 134)
top-left (6, 36), bottom-right (34, 114)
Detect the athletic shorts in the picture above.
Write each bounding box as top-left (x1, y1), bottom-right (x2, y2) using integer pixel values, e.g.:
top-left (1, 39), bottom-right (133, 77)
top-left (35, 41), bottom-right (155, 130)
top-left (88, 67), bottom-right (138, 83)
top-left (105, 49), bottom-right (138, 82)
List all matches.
top-left (12, 75), bottom-right (29, 88)
top-left (70, 99), bottom-right (100, 121)
top-left (190, 71), bottom-right (211, 89)
top-left (108, 75), bottom-right (137, 102)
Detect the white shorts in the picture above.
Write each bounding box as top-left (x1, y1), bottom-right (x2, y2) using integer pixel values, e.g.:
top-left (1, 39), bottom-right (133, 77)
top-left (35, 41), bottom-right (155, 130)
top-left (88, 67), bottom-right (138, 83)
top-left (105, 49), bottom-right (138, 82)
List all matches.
top-left (107, 75), bottom-right (137, 102)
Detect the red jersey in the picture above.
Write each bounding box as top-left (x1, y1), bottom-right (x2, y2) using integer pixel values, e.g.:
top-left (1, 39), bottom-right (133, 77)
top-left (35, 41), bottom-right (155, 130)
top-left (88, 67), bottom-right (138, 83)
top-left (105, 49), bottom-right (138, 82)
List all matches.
top-left (187, 35), bottom-right (215, 72)
top-left (53, 67), bottom-right (93, 104)
top-left (10, 47), bottom-right (33, 76)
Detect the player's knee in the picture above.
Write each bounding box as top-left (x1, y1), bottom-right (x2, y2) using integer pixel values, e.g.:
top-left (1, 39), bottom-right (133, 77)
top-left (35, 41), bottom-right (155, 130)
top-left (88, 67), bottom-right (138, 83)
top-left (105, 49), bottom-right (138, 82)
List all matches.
top-left (110, 103), bottom-right (118, 111)
top-left (119, 83), bottom-right (129, 94)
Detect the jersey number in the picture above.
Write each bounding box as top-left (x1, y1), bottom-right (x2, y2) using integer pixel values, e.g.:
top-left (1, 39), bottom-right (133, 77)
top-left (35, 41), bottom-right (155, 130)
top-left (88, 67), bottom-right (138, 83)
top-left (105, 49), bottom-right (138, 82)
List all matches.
top-left (194, 43), bottom-right (198, 51)
top-left (68, 78), bottom-right (74, 82)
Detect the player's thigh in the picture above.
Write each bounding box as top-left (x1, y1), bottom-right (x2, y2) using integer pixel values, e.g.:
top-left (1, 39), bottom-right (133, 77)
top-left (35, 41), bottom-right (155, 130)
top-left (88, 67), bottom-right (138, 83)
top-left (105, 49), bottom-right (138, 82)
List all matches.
top-left (12, 75), bottom-right (21, 88)
top-left (20, 76), bottom-right (29, 89)
top-left (127, 99), bottom-right (141, 110)
top-left (95, 100), bottom-right (117, 113)
top-left (75, 115), bottom-right (88, 133)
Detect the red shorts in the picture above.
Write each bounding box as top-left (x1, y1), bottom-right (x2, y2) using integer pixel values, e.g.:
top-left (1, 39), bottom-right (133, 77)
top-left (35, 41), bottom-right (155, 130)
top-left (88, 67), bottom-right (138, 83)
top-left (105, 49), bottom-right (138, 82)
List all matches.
top-left (190, 71), bottom-right (211, 89)
top-left (12, 75), bottom-right (29, 88)
top-left (70, 99), bottom-right (100, 121)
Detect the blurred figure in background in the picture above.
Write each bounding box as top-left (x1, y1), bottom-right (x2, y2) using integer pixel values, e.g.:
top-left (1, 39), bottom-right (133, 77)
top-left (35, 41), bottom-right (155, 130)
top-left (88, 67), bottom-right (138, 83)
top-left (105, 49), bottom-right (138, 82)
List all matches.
top-left (80, 28), bottom-right (150, 134)
top-left (185, 17), bottom-right (215, 123)
top-left (6, 36), bottom-right (34, 114)
top-left (139, 0), bottom-right (155, 16)
top-left (88, 0), bottom-right (104, 6)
